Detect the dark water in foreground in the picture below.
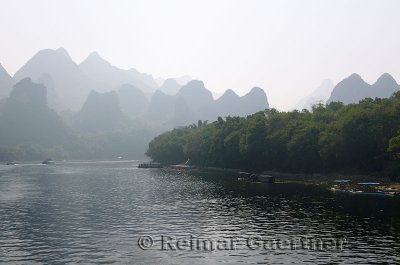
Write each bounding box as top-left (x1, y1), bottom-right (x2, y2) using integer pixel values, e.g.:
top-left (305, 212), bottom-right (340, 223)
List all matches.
top-left (1, 161), bottom-right (400, 264)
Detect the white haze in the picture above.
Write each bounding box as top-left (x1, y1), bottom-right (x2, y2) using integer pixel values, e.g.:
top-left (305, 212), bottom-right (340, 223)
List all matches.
top-left (0, 0), bottom-right (400, 109)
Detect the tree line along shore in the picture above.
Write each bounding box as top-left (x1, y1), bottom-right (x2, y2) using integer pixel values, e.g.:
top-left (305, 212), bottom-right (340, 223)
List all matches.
top-left (146, 92), bottom-right (400, 180)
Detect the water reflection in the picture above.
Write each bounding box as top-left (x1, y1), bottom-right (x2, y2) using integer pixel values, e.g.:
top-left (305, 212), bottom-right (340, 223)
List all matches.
top-left (0, 162), bottom-right (399, 264)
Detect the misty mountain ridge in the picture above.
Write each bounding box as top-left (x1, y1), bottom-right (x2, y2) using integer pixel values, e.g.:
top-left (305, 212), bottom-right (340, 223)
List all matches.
top-left (169, 80), bottom-right (215, 126)
top-left (144, 90), bottom-right (175, 124)
top-left (328, 73), bottom-right (400, 104)
top-left (74, 90), bottom-right (124, 132)
top-left (79, 51), bottom-right (158, 94)
top-left (12, 48), bottom-right (160, 111)
top-left (117, 83), bottom-right (148, 118)
top-left (174, 75), bottom-right (192, 86)
top-left (35, 73), bottom-right (66, 111)
top-left (176, 80), bottom-right (214, 110)
top-left (9, 77), bottom-right (47, 108)
top-left (240, 87), bottom-right (269, 114)
top-left (0, 78), bottom-right (69, 146)
top-left (5, 48), bottom-right (269, 123)
top-left (293, 79), bottom-right (334, 110)
top-left (2, 48), bottom-right (268, 136)
top-left (0, 78), bottom-right (157, 160)
top-left (372, 73), bottom-right (399, 98)
top-left (158, 78), bottom-right (182, 95)
top-left (2, 48), bottom-right (400, 161)
top-left (146, 81), bottom-right (269, 127)
top-left (216, 89), bottom-right (241, 106)
top-left (155, 75), bottom-right (192, 87)
top-left (14, 48), bottom-right (91, 110)
top-left (0, 63), bottom-right (15, 99)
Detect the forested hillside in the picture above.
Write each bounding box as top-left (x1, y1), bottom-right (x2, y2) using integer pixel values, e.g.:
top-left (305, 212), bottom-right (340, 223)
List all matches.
top-left (147, 92), bottom-right (400, 176)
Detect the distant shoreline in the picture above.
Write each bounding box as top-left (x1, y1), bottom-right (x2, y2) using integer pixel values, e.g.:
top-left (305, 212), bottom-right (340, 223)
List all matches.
top-left (166, 165), bottom-right (399, 184)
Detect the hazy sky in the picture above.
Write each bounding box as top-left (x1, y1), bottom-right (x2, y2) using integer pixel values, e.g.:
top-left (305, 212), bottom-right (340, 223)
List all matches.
top-left (0, 0), bottom-right (399, 109)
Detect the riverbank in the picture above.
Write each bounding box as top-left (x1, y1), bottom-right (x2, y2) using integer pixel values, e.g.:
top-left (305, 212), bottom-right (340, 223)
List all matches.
top-left (164, 165), bottom-right (400, 192)
top-left (175, 165), bottom-right (396, 182)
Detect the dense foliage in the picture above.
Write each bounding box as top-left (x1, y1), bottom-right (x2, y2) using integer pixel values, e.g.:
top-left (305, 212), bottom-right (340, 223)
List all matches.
top-left (147, 93), bottom-right (400, 175)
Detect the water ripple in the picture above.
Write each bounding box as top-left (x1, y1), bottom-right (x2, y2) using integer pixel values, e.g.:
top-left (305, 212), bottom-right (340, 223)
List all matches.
top-left (0, 161), bottom-right (399, 264)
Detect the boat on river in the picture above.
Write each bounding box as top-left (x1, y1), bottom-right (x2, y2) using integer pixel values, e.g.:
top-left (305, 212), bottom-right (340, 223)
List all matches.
top-left (330, 180), bottom-right (399, 196)
top-left (238, 172), bottom-right (275, 183)
top-left (42, 158), bottom-right (54, 165)
top-left (353, 182), bottom-right (385, 196)
top-left (138, 162), bottom-right (163, 168)
top-left (330, 180), bottom-right (354, 193)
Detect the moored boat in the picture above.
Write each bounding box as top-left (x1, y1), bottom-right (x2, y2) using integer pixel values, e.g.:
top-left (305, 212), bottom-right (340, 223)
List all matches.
top-left (238, 172), bottom-right (275, 183)
top-left (138, 162), bottom-right (163, 168)
top-left (330, 179), bottom-right (354, 192)
top-left (169, 164), bottom-right (194, 170)
top-left (330, 180), bottom-right (399, 196)
top-left (384, 185), bottom-right (400, 196)
top-left (353, 182), bottom-right (385, 195)
top-left (42, 158), bottom-right (55, 165)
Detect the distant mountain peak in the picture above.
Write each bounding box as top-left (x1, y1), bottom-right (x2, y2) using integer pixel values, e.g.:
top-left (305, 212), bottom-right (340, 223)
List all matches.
top-left (379, 72), bottom-right (393, 78)
top-left (328, 73), bottom-right (400, 104)
top-left (223, 89), bottom-right (238, 96)
top-left (9, 77), bottom-right (47, 108)
top-left (174, 80), bottom-right (214, 112)
top-left (79, 53), bottom-right (158, 93)
top-left (374, 72), bottom-right (398, 86)
top-left (250, 86), bottom-right (263, 92)
top-left (214, 89), bottom-right (241, 109)
top-left (150, 89), bottom-right (174, 101)
top-left (31, 48), bottom-right (71, 61)
top-left (76, 89), bottom-right (122, 132)
top-left (34, 48), bottom-right (69, 59)
top-left (337, 73), bottom-right (369, 87)
top-left (163, 78), bottom-right (179, 86)
top-left (245, 87), bottom-right (266, 97)
top-left (161, 79), bottom-right (180, 91)
top-left (181, 80), bottom-right (205, 90)
top-left (348, 73), bottom-right (362, 79)
top-left (56, 48), bottom-right (71, 59)
top-left (82, 51), bottom-right (110, 66)
top-left (231, 86), bottom-right (269, 115)
top-left (117, 83), bottom-right (148, 117)
top-left (159, 78), bottom-right (181, 95)
top-left (89, 51), bottom-right (101, 58)
top-left (191, 80), bottom-right (203, 86)
top-left (14, 47), bottom-right (91, 110)
top-left (0, 77), bottom-right (68, 146)
top-left (87, 51), bottom-right (102, 60)
top-left (178, 80), bottom-right (212, 97)
top-left (81, 90), bottom-right (120, 114)
top-left (218, 89), bottom-right (239, 101)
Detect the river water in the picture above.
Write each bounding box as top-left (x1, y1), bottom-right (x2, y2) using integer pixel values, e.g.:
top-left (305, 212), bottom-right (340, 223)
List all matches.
top-left (0, 161), bottom-right (400, 264)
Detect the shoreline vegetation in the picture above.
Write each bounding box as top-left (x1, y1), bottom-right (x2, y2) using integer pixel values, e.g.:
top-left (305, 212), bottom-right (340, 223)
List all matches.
top-left (147, 93), bottom-right (400, 182)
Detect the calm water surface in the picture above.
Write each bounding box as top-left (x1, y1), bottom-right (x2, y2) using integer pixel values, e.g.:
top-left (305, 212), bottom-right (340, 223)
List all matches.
top-left (1, 161), bottom-right (400, 264)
